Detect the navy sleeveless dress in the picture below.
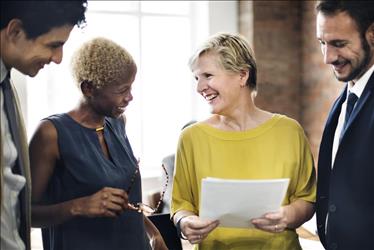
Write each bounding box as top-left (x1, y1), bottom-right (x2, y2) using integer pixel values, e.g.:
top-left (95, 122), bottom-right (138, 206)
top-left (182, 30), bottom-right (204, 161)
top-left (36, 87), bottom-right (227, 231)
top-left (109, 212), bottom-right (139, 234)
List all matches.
top-left (41, 113), bottom-right (150, 250)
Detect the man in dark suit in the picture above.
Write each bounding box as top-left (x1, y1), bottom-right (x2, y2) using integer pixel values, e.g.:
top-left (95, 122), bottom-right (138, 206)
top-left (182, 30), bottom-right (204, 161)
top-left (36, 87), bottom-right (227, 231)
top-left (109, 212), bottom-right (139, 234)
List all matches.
top-left (315, 1), bottom-right (374, 250)
top-left (0, 2), bottom-right (87, 249)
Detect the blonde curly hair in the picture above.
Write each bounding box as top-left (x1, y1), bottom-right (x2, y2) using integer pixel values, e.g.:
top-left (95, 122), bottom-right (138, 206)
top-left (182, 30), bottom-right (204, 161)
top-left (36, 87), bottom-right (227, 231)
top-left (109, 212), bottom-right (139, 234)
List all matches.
top-left (71, 37), bottom-right (136, 89)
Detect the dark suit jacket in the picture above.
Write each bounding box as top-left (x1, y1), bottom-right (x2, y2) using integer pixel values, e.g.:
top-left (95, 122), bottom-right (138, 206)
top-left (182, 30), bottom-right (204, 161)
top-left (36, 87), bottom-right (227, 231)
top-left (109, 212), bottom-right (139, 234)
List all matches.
top-left (316, 71), bottom-right (374, 250)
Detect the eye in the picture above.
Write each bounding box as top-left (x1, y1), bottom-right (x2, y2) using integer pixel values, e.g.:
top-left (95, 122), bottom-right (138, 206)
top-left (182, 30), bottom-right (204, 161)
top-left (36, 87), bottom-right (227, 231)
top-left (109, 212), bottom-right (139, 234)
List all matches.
top-left (48, 43), bottom-right (63, 49)
top-left (120, 88), bottom-right (130, 94)
top-left (113, 87), bottom-right (130, 95)
top-left (203, 73), bottom-right (213, 79)
top-left (332, 41), bottom-right (347, 48)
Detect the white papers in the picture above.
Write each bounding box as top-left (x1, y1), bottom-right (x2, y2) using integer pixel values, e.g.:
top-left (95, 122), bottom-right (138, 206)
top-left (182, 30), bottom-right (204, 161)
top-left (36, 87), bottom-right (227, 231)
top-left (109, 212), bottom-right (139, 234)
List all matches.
top-left (200, 177), bottom-right (289, 228)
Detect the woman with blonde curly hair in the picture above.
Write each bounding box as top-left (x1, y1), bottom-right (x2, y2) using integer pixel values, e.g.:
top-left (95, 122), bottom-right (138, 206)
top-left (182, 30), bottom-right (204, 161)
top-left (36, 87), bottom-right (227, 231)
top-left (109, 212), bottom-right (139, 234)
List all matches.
top-left (29, 37), bottom-right (167, 250)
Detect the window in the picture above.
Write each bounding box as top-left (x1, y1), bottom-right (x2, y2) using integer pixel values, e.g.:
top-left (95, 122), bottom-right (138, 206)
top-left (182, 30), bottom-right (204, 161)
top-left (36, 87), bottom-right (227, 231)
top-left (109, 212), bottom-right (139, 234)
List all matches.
top-left (25, 1), bottom-right (237, 176)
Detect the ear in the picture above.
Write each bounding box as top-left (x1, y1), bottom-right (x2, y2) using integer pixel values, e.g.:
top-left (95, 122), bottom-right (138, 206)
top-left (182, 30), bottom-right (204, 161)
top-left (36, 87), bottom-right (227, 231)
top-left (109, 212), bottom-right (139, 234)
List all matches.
top-left (239, 70), bottom-right (249, 87)
top-left (366, 23), bottom-right (374, 47)
top-left (6, 19), bottom-right (26, 42)
top-left (80, 80), bottom-right (95, 97)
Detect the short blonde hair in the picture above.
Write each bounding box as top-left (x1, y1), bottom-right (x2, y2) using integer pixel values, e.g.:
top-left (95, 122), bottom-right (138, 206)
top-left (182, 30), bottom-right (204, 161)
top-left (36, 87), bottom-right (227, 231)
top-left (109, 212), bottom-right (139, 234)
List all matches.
top-left (189, 32), bottom-right (257, 89)
top-left (71, 37), bottom-right (136, 88)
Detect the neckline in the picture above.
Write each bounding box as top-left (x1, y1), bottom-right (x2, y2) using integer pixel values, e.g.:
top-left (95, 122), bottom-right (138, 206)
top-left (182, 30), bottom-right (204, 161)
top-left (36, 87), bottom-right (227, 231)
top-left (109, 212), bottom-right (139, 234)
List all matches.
top-left (63, 113), bottom-right (106, 132)
top-left (196, 114), bottom-right (283, 140)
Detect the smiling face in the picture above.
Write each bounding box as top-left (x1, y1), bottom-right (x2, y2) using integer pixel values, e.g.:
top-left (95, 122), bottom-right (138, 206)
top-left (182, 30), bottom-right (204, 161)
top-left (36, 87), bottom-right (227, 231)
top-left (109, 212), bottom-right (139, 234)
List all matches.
top-left (316, 11), bottom-right (373, 82)
top-left (7, 24), bottom-right (74, 77)
top-left (89, 66), bottom-right (137, 118)
top-left (192, 52), bottom-right (245, 116)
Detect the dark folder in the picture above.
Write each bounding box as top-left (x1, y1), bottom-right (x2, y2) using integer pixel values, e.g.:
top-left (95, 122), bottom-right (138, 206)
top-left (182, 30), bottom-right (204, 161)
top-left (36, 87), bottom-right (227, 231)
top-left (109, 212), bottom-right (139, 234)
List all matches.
top-left (148, 213), bottom-right (183, 250)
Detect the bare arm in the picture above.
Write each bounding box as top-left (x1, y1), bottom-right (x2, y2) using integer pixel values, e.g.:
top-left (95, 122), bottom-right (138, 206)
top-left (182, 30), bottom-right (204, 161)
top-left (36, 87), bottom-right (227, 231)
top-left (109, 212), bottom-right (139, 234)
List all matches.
top-left (143, 216), bottom-right (167, 250)
top-left (282, 199), bottom-right (315, 229)
top-left (30, 120), bottom-right (129, 227)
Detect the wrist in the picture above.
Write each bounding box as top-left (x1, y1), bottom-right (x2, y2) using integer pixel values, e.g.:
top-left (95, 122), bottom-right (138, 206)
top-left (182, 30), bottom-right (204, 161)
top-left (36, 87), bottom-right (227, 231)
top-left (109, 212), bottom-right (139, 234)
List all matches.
top-left (176, 216), bottom-right (188, 240)
top-left (282, 205), bottom-right (292, 229)
top-left (70, 198), bottom-right (83, 217)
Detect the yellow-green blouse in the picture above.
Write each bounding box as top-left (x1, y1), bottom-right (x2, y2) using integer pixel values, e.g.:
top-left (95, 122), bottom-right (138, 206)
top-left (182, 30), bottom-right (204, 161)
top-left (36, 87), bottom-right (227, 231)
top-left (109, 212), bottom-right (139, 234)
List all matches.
top-left (171, 114), bottom-right (316, 250)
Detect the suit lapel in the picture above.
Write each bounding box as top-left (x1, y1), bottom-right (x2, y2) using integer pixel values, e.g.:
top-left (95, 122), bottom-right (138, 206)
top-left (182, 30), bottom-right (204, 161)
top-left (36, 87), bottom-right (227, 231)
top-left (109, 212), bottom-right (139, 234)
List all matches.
top-left (324, 86), bottom-right (347, 141)
top-left (340, 72), bottom-right (374, 139)
top-left (318, 86), bottom-right (346, 170)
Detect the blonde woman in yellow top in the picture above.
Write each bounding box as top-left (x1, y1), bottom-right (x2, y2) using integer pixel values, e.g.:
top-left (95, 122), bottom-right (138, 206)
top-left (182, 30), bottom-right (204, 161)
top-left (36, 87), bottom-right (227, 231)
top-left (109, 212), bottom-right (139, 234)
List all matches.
top-left (171, 33), bottom-right (316, 250)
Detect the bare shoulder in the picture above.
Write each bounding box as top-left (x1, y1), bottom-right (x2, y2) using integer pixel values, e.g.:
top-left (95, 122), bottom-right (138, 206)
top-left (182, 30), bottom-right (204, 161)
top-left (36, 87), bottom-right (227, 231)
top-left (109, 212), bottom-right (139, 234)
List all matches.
top-left (32, 119), bottom-right (58, 142)
top-left (29, 119), bottom-right (59, 158)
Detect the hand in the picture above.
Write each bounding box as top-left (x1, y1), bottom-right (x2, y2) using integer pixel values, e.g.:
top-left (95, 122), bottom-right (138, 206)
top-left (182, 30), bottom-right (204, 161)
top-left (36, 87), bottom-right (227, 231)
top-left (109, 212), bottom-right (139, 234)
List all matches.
top-left (149, 232), bottom-right (168, 250)
top-left (251, 206), bottom-right (288, 233)
top-left (180, 215), bottom-right (219, 244)
top-left (72, 187), bottom-right (129, 218)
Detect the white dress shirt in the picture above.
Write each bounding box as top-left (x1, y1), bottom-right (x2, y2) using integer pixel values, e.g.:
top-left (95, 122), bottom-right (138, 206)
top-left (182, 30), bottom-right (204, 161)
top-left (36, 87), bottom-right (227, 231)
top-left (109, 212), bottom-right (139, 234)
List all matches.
top-left (1, 59), bottom-right (26, 250)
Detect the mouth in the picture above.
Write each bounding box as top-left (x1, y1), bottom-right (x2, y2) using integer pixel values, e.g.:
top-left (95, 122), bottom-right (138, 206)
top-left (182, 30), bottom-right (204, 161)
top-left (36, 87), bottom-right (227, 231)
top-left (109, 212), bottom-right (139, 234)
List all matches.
top-left (332, 60), bottom-right (349, 73)
top-left (202, 92), bottom-right (218, 103)
top-left (37, 62), bottom-right (47, 70)
top-left (116, 105), bottom-right (127, 113)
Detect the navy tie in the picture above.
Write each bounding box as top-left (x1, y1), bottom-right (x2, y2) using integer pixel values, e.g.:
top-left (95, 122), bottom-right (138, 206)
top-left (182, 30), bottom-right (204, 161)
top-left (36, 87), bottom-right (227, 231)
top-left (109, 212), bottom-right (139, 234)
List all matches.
top-left (343, 92), bottom-right (358, 130)
top-left (2, 75), bottom-right (21, 153)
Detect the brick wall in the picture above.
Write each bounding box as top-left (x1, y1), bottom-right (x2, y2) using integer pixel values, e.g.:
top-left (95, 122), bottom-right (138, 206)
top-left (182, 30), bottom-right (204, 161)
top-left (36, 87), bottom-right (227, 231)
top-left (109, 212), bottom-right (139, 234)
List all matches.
top-left (239, 0), bottom-right (343, 161)
top-left (300, 1), bottom-right (343, 159)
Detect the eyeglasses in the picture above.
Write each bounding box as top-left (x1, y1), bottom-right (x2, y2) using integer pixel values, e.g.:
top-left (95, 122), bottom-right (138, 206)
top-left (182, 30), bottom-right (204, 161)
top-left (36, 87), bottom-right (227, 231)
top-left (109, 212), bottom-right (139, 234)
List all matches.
top-left (127, 163), bottom-right (169, 216)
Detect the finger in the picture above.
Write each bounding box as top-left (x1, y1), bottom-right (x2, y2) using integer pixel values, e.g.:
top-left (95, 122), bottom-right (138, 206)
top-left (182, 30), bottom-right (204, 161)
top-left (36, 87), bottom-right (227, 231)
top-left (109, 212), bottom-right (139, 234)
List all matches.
top-left (97, 205), bottom-right (117, 217)
top-left (183, 218), bottom-right (219, 240)
top-left (185, 224), bottom-right (217, 241)
top-left (254, 223), bottom-right (282, 233)
top-left (102, 200), bottom-right (125, 213)
top-left (263, 224), bottom-right (277, 233)
top-left (103, 209), bottom-right (117, 217)
top-left (252, 223), bottom-right (271, 232)
top-left (100, 193), bottom-right (127, 210)
top-left (188, 218), bottom-right (219, 230)
top-left (101, 187), bottom-right (127, 197)
top-left (188, 234), bottom-right (203, 244)
top-left (101, 189), bottom-right (129, 207)
top-left (264, 212), bottom-right (282, 220)
top-left (251, 218), bottom-right (273, 226)
top-left (109, 196), bottom-right (127, 207)
top-left (127, 203), bottom-right (139, 211)
top-left (108, 188), bottom-right (128, 199)
top-left (199, 220), bottom-right (219, 235)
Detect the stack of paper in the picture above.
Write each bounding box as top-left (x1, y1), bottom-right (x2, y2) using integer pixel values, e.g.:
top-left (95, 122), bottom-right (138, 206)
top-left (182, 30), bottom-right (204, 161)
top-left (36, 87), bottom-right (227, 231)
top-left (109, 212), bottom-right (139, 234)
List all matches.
top-left (200, 178), bottom-right (289, 228)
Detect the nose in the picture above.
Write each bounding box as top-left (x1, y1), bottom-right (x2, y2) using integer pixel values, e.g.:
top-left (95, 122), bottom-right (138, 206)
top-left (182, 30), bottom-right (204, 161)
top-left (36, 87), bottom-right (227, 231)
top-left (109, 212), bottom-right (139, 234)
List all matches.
top-left (125, 91), bottom-right (133, 102)
top-left (51, 47), bottom-right (63, 64)
top-left (322, 44), bottom-right (338, 65)
top-left (196, 78), bottom-right (208, 95)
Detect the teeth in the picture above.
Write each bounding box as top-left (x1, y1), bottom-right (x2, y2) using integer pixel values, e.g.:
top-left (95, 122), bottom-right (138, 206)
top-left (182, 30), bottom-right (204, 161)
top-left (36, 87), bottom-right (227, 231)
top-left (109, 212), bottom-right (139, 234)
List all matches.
top-left (205, 94), bottom-right (217, 101)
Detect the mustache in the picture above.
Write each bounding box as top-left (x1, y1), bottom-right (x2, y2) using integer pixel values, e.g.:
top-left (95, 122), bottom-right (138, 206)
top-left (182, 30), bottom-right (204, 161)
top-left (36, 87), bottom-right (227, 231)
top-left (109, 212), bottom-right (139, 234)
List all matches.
top-left (331, 59), bottom-right (348, 66)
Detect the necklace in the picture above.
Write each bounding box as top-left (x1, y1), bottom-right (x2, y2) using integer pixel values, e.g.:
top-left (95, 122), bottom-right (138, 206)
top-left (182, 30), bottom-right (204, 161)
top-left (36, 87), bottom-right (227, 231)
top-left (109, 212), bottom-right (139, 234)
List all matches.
top-left (95, 126), bottom-right (104, 132)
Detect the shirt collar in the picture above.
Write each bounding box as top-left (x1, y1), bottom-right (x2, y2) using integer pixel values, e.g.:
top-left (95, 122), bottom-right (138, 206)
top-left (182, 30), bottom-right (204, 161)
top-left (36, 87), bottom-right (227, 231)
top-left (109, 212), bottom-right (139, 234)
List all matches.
top-left (1, 57), bottom-right (9, 83)
top-left (348, 64), bottom-right (374, 99)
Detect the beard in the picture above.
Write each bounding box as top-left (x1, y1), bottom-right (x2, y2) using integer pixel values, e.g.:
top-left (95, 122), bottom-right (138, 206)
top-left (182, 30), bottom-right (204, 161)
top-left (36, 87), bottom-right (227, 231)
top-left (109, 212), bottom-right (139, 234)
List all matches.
top-left (335, 37), bottom-right (372, 82)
